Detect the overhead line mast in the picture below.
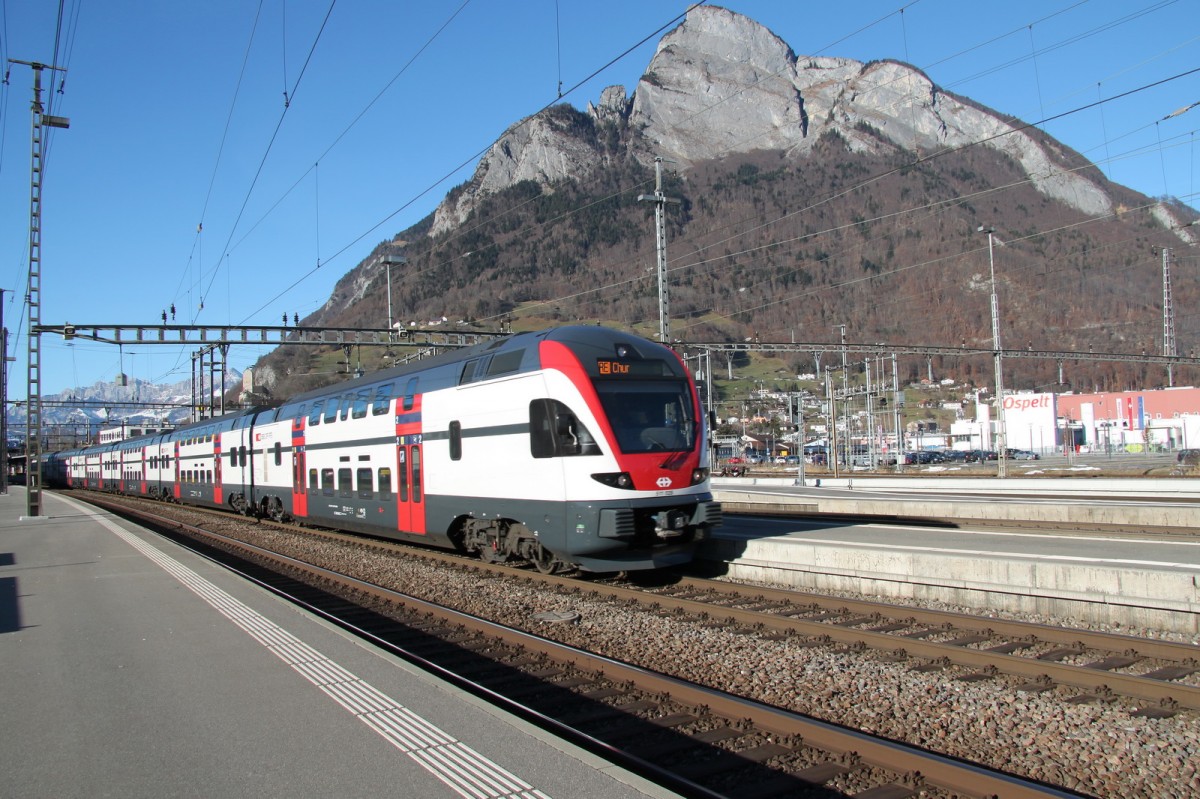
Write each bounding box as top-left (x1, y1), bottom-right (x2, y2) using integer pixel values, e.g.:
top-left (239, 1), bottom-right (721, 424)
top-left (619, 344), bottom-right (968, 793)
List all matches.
top-left (10, 59), bottom-right (69, 518)
top-left (639, 157), bottom-right (680, 345)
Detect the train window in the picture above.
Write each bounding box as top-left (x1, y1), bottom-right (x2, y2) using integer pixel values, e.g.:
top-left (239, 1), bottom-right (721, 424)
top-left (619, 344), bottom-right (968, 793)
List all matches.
top-left (487, 349), bottom-right (524, 376)
top-left (372, 384), bottom-right (392, 415)
top-left (411, 447), bottom-right (422, 503)
top-left (324, 397), bottom-right (340, 424)
top-left (352, 389), bottom-right (369, 419)
top-left (459, 360), bottom-right (474, 384)
top-left (529, 401), bottom-right (553, 458)
top-left (529, 400), bottom-right (600, 458)
top-left (309, 400), bottom-right (324, 426)
top-left (403, 378), bottom-right (418, 411)
top-left (449, 421), bottom-right (462, 461)
top-left (357, 468), bottom-right (373, 498)
top-left (595, 382), bottom-right (696, 455)
top-left (321, 468), bottom-right (334, 496)
top-left (240, 446), bottom-right (248, 468)
top-left (207, 470), bottom-right (213, 484)
top-left (338, 468), bottom-right (353, 497)
top-left (309, 469), bottom-right (318, 491)
top-left (229, 449), bottom-right (237, 467)
top-left (377, 467), bottom-right (392, 500)
top-left (340, 395), bottom-right (352, 422)
top-left (274, 442), bottom-right (282, 466)
top-left (398, 449), bottom-right (409, 502)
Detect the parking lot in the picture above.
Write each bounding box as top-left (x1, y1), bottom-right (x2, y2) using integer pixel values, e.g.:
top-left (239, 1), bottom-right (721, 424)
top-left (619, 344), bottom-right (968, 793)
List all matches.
top-left (726, 449), bottom-right (1194, 477)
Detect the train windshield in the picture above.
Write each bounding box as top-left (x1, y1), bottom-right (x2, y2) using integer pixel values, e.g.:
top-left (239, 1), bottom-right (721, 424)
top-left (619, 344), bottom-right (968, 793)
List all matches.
top-left (595, 380), bottom-right (697, 454)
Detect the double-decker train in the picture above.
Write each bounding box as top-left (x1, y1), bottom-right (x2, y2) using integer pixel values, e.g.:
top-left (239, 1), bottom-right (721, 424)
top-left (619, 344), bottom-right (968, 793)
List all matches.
top-left (45, 326), bottom-right (721, 573)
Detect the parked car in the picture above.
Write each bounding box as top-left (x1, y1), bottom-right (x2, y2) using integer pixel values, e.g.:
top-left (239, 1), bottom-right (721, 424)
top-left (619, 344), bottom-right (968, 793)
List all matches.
top-left (784, 455), bottom-right (801, 464)
top-left (1008, 449), bottom-right (1040, 460)
top-left (940, 449), bottom-right (967, 462)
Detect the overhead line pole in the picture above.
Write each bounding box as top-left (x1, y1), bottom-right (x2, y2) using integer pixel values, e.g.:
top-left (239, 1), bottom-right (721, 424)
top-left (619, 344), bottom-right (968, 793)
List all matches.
top-left (1159, 246), bottom-right (1175, 387)
top-left (1, 289), bottom-right (8, 494)
top-left (979, 226), bottom-right (1007, 478)
top-left (11, 59), bottom-right (69, 518)
top-left (639, 157), bottom-right (680, 345)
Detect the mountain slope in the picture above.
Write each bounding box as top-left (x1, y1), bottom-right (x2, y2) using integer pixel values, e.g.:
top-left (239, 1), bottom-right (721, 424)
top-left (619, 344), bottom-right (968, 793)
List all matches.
top-left (256, 5), bottom-right (1198, 400)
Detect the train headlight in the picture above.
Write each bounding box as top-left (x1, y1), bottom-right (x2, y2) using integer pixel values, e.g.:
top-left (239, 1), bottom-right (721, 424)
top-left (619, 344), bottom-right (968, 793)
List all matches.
top-left (591, 471), bottom-right (634, 490)
top-left (690, 467), bottom-right (709, 486)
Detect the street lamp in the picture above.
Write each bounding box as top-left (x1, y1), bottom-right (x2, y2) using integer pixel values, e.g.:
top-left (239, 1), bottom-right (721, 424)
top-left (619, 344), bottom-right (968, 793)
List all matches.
top-left (379, 254), bottom-right (406, 333)
top-left (978, 225), bottom-right (1007, 478)
top-left (379, 253), bottom-right (406, 361)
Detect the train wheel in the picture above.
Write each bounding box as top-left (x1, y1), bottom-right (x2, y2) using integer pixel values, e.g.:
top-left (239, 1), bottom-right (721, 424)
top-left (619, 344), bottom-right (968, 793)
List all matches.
top-left (265, 497), bottom-right (287, 523)
top-left (530, 542), bottom-right (562, 575)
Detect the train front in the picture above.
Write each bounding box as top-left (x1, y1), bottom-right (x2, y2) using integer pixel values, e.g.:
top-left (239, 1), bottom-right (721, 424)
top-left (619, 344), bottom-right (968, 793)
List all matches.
top-left (537, 327), bottom-right (722, 571)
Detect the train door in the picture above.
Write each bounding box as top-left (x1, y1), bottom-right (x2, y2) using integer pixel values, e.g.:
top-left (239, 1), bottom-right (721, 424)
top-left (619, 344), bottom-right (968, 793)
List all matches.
top-left (140, 446), bottom-right (149, 496)
top-left (291, 413), bottom-right (307, 518)
top-left (173, 441), bottom-right (181, 500)
top-left (213, 434), bottom-right (224, 505)
top-left (396, 443), bottom-right (425, 534)
top-left (394, 380), bottom-right (425, 535)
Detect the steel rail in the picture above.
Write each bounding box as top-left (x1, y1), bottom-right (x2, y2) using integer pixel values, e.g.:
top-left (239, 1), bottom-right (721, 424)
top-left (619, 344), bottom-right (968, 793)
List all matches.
top-left (77, 491), bottom-right (1200, 711)
top-left (86, 493), bottom-right (1080, 799)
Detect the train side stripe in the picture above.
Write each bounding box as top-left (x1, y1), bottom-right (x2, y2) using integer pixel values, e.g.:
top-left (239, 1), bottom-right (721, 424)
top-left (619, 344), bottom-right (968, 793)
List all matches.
top-left (59, 493), bottom-right (552, 799)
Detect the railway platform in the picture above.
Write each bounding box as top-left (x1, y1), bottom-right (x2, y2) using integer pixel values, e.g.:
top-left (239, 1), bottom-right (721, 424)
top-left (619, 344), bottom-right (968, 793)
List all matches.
top-left (706, 478), bottom-right (1200, 636)
top-left (0, 487), bottom-right (679, 799)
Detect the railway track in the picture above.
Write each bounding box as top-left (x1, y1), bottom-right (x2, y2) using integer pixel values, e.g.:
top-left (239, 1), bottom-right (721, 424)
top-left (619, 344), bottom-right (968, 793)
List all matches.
top-left (116, 491), bottom-right (1198, 715)
top-left (631, 577), bottom-right (1200, 716)
top-left (76, 490), bottom-right (1100, 798)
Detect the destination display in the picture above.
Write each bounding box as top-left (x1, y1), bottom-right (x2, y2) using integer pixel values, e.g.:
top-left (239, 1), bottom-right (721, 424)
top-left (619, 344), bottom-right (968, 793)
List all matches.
top-left (595, 358), bottom-right (668, 378)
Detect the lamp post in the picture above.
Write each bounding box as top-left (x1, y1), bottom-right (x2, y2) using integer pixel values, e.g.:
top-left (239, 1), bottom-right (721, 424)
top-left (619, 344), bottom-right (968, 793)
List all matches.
top-left (379, 254), bottom-right (406, 332)
top-left (978, 226), bottom-right (1007, 478)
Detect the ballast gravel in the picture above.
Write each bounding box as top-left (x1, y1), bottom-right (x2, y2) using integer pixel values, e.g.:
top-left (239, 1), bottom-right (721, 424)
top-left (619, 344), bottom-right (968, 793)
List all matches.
top-left (194, 517), bottom-right (1200, 799)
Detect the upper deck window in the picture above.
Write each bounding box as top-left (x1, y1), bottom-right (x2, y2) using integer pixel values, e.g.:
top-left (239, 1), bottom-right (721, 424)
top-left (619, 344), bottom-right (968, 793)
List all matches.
top-left (372, 384), bottom-right (393, 415)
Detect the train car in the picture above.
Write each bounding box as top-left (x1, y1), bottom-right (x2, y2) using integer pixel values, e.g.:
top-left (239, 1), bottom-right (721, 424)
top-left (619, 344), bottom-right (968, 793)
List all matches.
top-left (44, 325), bottom-right (721, 573)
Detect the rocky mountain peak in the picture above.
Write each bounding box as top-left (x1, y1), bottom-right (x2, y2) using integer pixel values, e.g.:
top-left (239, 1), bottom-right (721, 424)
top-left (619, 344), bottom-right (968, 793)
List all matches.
top-left (587, 85), bottom-right (630, 122)
top-left (430, 4), bottom-right (1121, 235)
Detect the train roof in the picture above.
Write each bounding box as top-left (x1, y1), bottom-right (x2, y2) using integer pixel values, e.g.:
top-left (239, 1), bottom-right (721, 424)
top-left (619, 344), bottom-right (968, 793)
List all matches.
top-left (280, 325), bottom-right (680, 406)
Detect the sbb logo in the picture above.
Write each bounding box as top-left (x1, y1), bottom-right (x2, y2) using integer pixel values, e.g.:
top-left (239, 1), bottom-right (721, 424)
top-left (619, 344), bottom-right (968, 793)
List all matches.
top-left (656, 477), bottom-right (673, 488)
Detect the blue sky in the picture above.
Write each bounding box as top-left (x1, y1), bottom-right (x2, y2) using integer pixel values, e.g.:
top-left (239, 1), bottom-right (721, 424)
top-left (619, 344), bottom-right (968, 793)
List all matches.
top-left (1, 0), bottom-right (1197, 396)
